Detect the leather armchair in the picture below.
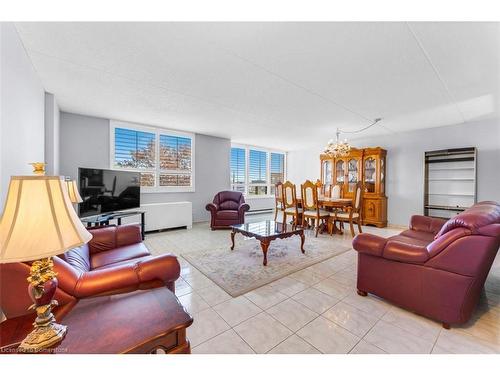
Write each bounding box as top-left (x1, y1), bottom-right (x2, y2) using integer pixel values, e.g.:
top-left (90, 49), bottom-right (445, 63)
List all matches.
top-left (0, 225), bottom-right (180, 319)
top-left (206, 191), bottom-right (250, 230)
top-left (353, 201), bottom-right (500, 327)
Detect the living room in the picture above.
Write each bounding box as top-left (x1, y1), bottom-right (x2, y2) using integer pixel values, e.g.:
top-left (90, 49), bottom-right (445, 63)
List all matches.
top-left (1, 1), bottom-right (500, 372)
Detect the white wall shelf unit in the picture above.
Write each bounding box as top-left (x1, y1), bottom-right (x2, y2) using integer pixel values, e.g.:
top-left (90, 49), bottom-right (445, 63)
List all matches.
top-left (423, 147), bottom-right (477, 219)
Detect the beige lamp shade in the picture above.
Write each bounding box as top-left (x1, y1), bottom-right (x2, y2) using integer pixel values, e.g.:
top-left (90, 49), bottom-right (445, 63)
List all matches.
top-left (66, 180), bottom-right (83, 204)
top-left (0, 176), bottom-right (92, 263)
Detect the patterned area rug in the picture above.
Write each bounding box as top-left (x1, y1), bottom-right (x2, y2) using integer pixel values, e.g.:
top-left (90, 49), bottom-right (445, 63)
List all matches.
top-left (181, 234), bottom-right (350, 297)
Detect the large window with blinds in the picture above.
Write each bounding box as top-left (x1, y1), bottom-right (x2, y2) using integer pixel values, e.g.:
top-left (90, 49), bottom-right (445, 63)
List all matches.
top-left (230, 145), bottom-right (286, 197)
top-left (230, 147), bottom-right (246, 193)
top-left (270, 152), bottom-right (285, 195)
top-left (111, 121), bottom-right (195, 192)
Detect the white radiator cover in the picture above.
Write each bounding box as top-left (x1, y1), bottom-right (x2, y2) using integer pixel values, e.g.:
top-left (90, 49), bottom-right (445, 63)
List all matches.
top-left (120, 202), bottom-right (192, 231)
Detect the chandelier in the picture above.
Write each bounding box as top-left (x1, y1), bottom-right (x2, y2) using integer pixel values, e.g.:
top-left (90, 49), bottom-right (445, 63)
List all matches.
top-left (324, 129), bottom-right (351, 157)
top-left (324, 118), bottom-right (382, 158)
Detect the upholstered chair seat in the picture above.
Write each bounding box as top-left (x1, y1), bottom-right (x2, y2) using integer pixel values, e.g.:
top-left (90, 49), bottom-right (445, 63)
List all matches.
top-left (334, 212), bottom-right (360, 219)
top-left (304, 209), bottom-right (330, 216)
top-left (285, 207), bottom-right (303, 213)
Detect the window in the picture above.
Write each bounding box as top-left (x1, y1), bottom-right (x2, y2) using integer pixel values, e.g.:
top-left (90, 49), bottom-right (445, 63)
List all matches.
top-left (248, 149), bottom-right (268, 196)
top-left (270, 152), bottom-right (285, 194)
top-left (230, 145), bottom-right (286, 197)
top-left (159, 134), bottom-right (192, 187)
top-left (111, 121), bottom-right (194, 192)
top-left (230, 147), bottom-right (246, 193)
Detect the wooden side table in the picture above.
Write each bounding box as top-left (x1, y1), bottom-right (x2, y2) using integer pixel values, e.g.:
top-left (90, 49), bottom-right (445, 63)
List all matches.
top-left (0, 288), bottom-right (193, 354)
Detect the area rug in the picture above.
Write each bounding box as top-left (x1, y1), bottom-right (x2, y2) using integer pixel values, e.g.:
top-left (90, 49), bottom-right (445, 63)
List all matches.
top-left (181, 235), bottom-right (350, 297)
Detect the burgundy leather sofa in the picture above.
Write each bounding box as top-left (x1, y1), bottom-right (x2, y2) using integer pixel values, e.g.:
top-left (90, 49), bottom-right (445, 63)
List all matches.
top-left (205, 191), bottom-right (250, 230)
top-left (353, 201), bottom-right (500, 328)
top-left (0, 224), bottom-right (180, 319)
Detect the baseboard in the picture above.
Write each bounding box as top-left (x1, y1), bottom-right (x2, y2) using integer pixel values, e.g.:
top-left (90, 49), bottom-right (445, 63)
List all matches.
top-left (387, 223), bottom-right (407, 230)
top-left (247, 209), bottom-right (273, 215)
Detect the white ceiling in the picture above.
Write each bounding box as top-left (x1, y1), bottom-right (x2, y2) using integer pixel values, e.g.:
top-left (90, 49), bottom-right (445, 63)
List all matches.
top-left (15, 22), bottom-right (500, 150)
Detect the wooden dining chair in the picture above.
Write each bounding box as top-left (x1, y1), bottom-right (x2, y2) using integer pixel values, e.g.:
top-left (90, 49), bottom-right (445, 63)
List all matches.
top-left (274, 182), bottom-right (284, 222)
top-left (330, 184), bottom-right (342, 199)
top-left (301, 180), bottom-right (330, 237)
top-left (282, 181), bottom-right (302, 229)
top-left (331, 181), bottom-right (363, 236)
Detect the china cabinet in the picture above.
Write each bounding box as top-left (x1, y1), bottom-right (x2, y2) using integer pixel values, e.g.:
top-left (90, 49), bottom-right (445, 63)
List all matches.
top-left (320, 147), bottom-right (387, 227)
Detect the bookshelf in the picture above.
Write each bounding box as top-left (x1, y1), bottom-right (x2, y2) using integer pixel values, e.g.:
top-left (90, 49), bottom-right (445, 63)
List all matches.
top-left (423, 147), bottom-right (477, 219)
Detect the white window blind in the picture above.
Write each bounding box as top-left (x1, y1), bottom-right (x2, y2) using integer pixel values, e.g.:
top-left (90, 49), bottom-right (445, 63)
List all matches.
top-left (159, 134), bottom-right (192, 187)
top-left (230, 147), bottom-right (246, 193)
top-left (270, 152), bottom-right (285, 194)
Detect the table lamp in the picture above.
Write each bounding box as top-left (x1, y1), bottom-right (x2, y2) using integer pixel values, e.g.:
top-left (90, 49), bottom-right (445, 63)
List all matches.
top-left (65, 179), bottom-right (83, 203)
top-left (0, 163), bottom-right (92, 352)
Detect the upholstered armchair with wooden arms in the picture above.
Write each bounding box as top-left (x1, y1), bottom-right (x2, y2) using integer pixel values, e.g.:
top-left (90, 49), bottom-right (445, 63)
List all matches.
top-left (301, 180), bottom-right (330, 237)
top-left (282, 181), bottom-right (302, 230)
top-left (274, 182), bottom-right (284, 222)
top-left (331, 181), bottom-right (363, 236)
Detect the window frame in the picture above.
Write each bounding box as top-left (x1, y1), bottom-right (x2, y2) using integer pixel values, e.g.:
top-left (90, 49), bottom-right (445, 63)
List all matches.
top-left (110, 120), bottom-right (195, 193)
top-left (230, 143), bottom-right (286, 199)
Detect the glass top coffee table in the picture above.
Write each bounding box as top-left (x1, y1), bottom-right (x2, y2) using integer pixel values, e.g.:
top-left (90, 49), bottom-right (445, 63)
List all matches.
top-left (230, 221), bottom-right (305, 266)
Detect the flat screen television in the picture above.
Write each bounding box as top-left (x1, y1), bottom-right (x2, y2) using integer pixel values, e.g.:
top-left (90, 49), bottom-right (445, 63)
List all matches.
top-left (78, 168), bottom-right (141, 218)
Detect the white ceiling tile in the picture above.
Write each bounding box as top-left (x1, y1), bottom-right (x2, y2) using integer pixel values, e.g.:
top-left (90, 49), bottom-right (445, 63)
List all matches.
top-left (14, 22), bottom-right (499, 150)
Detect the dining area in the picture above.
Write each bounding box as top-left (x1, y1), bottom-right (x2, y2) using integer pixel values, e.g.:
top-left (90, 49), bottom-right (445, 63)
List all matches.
top-left (274, 179), bottom-right (363, 237)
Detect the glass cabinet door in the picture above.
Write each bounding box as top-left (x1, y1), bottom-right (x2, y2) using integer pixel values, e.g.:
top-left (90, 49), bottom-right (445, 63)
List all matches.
top-left (364, 157), bottom-right (376, 193)
top-left (380, 158), bottom-right (385, 195)
top-left (335, 160), bottom-right (345, 185)
top-left (347, 159), bottom-right (359, 192)
top-left (322, 160), bottom-right (332, 186)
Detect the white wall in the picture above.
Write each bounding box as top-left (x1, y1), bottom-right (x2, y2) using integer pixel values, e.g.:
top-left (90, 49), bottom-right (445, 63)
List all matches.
top-left (59, 112), bottom-right (231, 222)
top-left (0, 23), bottom-right (45, 207)
top-left (287, 118), bottom-right (500, 226)
top-left (44, 92), bottom-right (60, 175)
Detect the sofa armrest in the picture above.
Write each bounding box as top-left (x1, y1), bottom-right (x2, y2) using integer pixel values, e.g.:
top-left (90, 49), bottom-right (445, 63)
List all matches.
top-left (205, 203), bottom-right (218, 213)
top-left (73, 264), bottom-right (140, 298)
top-left (238, 203), bottom-right (250, 214)
top-left (71, 254), bottom-right (180, 298)
top-left (352, 233), bottom-right (387, 257)
top-left (409, 215), bottom-right (446, 234)
top-left (383, 240), bottom-right (429, 264)
top-left (135, 254), bottom-right (180, 284)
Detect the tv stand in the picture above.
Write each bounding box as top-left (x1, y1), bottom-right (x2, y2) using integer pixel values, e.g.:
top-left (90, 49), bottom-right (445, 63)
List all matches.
top-left (81, 211), bottom-right (146, 240)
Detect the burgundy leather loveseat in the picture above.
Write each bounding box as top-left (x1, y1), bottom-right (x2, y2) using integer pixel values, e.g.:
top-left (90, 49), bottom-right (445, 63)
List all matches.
top-left (0, 224), bottom-right (180, 319)
top-left (353, 201), bottom-right (500, 327)
top-left (205, 191), bottom-right (250, 230)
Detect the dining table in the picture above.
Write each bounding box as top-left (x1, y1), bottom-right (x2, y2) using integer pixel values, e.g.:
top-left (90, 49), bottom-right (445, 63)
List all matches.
top-left (296, 197), bottom-right (353, 234)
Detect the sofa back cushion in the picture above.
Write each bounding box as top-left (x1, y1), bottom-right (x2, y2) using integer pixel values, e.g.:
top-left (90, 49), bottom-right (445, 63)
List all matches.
top-left (116, 224), bottom-right (143, 247)
top-left (410, 215), bottom-right (446, 235)
top-left (60, 244), bottom-right (91, 272)
top-left (88, 226), bottom-right (117, 254)
top-left (436, 201), bottom-right (500, 238)
top-left (215, 191), bottom-right (244, 211)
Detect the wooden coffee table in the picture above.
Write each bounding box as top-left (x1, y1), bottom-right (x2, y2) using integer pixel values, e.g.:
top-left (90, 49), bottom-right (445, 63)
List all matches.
top-left (230, 220), bottom-right (305, 266)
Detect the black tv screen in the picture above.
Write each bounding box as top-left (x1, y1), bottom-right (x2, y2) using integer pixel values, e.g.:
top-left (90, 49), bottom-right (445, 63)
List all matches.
top-left (78, 168), bottom-right (141, 217)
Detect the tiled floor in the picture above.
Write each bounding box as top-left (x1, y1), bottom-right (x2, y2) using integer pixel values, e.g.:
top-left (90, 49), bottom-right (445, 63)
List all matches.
top-left (144, 214), bottom-right (500, 354)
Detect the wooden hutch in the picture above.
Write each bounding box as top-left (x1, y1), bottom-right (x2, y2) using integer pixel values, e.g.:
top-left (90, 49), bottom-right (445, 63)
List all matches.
top-left (320, 147), bottom-right (387, 227)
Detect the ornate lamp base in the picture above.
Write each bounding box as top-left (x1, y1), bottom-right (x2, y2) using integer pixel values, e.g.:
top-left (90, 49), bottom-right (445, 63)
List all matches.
top-left (18, 321), bottom-right (67, 353)
top-left (18, 257), bottom-right (68, 353)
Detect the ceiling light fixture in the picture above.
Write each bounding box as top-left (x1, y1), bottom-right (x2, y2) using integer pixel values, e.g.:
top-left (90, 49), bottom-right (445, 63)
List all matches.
top-left (324, 118), bottom-right (382, 157)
